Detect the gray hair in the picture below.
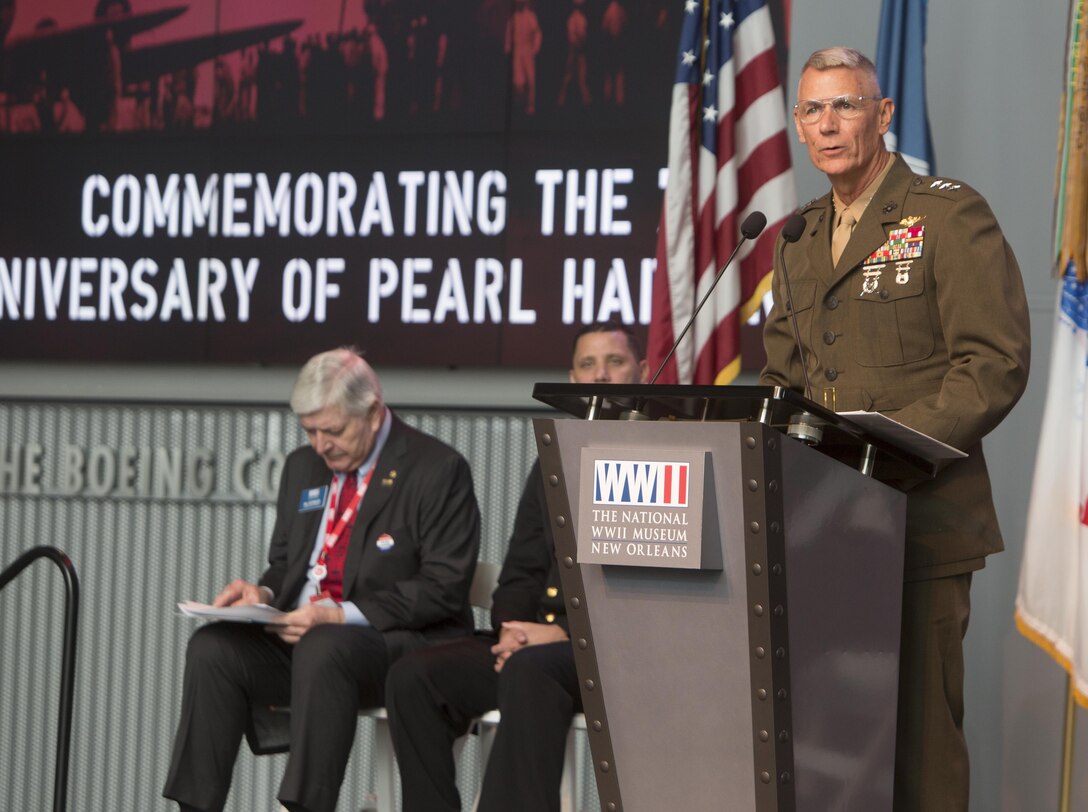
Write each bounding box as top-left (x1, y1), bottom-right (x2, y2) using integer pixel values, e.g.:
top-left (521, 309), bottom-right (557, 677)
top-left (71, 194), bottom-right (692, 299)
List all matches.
top-left (800, 47), bottom-right (882, 95)
top-left (290, 347), bottom-right (383, 418)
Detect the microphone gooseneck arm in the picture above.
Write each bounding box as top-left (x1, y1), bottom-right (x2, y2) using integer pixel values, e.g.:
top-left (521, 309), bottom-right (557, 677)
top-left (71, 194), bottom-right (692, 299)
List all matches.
top-left (777, 213), bottom-right (813, 401)
top-left (648, 210), bottom-right (768, 386)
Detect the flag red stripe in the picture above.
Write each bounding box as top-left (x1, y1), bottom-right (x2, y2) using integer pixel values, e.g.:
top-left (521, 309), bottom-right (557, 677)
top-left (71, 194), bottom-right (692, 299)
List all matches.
top-left (735, 49), bottom-right (782, 114)
top-left (648, 0), bottom-right (795, 385)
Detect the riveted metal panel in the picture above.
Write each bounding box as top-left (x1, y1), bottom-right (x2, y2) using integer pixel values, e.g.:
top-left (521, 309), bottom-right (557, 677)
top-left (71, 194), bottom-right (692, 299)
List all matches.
top-left (740, 423), bottom-right (795, 811)
top-left (541, 417), bottom-right (756, 812)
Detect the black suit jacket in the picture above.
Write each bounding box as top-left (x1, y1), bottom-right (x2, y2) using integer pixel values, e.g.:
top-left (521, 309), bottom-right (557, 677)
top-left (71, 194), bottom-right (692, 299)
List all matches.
top-left (490, 460), bottom-right (566, 632)
top-left (260, 413), bottom-right (481, 656)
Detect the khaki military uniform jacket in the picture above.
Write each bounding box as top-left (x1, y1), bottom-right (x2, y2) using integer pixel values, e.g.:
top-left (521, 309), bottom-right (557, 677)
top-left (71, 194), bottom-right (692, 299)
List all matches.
top-left (761, 155), bottom-right (1030, 580)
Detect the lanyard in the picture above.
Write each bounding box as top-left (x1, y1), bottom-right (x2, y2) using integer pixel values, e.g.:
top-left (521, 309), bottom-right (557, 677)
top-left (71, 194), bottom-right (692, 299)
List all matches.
top-left (311, 468), bottom-right (374, 585)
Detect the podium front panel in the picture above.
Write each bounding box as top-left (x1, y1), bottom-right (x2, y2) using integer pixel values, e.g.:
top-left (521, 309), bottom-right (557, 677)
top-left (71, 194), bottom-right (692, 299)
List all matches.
top-left (546, 418), bottom-right (754, 810)
top-left (536, 417), bottom-right (905, 812)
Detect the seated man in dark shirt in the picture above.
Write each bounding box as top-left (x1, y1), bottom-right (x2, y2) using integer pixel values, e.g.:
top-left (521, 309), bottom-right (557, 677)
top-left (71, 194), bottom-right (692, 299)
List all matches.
top-left (385, 321), bottom-right (647, 812)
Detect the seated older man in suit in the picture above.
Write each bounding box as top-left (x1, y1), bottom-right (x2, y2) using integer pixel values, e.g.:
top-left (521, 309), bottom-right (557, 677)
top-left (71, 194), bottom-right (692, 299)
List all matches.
top-left (163, 347), bottom-right (481, 812)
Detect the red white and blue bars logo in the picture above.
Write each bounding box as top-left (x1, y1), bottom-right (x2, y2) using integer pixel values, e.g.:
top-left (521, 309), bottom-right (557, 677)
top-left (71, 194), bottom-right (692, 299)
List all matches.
top-left (593, 460), bottom-right (690, 508)
top-left (579, 446), bottom-right (710, 570)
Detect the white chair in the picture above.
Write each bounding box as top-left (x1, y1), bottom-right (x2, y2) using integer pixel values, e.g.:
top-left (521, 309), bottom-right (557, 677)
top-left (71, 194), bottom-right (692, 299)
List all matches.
top-left (363, 706), bottom-right (395, 812)
top-left (365, 560), bottom-right (502, 812)
top-left (471, 710), bottom-right (587, 812)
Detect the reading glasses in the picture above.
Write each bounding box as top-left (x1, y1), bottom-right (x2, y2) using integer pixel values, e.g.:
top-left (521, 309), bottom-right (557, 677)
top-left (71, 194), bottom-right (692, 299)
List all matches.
top-left (794, 95), bottom-right (883, 124)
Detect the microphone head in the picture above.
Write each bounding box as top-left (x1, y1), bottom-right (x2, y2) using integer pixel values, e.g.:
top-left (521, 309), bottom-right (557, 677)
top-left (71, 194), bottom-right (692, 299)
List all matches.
top-left (740, 210), bottom-right (767, 239)
top-left (781, 213), bottom-right (806, 243)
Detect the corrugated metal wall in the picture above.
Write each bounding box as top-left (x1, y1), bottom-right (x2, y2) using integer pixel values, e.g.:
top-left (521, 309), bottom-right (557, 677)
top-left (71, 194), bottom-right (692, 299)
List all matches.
top-left (0, 400), bottom-right (596, 811)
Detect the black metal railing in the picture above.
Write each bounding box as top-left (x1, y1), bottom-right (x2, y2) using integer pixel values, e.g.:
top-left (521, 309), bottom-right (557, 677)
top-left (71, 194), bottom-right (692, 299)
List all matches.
top-left (0, 546), bottom-right (80, 812)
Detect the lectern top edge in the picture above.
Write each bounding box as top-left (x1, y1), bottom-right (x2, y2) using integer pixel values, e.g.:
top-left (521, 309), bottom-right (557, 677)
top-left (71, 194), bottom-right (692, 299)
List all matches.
top-left (531, 382), bottom-right (938, 481)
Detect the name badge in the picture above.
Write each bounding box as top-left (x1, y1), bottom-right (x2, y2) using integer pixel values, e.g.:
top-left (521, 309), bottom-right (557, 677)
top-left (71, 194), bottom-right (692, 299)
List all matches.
top-left (298, 486), bottom-right (328, 513)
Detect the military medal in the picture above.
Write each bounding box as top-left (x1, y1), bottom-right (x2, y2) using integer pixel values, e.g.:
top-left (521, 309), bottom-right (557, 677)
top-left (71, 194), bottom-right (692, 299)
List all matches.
top-left (861, 267), bottom-right (883, 295)
top-left (862, 218), bottom-right (926, 294)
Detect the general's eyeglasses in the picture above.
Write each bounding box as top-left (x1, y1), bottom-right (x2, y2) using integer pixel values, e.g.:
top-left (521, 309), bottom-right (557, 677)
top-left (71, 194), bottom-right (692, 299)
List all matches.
top-left (794, 95), bottom-right (883, 124)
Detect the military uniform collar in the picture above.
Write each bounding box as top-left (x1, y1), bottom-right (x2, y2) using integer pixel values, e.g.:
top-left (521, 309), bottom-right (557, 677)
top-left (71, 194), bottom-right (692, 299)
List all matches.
top-left (831, 153), bottom-right (896, 231)
top-left (829, 155), bottom-right (917, 283)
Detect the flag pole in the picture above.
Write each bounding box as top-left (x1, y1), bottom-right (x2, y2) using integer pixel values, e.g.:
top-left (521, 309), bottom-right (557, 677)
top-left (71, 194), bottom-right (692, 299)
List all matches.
top-left (1059, 675), bottom-right (1076, 812)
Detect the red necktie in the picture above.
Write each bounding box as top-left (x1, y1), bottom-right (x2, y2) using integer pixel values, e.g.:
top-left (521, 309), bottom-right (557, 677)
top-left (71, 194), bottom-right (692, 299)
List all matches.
top-left (321, 472), bottom-right (358, 601)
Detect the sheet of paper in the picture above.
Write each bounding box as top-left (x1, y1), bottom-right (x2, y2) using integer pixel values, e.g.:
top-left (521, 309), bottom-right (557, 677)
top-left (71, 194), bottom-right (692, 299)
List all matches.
top-left (177, 600), bottom-right (288, 624)
top-left (838, 411), bottom-right (968, 460)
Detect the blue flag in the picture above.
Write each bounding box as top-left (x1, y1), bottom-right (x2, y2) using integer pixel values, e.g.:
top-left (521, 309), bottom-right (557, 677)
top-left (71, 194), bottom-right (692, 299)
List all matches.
top-left (876, 0), bottom-right (935, 175)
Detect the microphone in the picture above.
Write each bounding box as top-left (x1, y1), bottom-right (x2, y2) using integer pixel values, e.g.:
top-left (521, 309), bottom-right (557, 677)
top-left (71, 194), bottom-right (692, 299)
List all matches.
top-left (776, 212), bottom-right (824, 445)
top-left (780, 212), bottom-right (806, 242)
top-left (647, 210), bottom-right (768, 386)
top-left (776, 213), bottom-right (812, 400)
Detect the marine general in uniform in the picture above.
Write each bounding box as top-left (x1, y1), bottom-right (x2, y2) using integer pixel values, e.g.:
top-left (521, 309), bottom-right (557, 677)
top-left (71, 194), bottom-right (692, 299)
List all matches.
top-left (760, 46), bottom-right (1030, 811)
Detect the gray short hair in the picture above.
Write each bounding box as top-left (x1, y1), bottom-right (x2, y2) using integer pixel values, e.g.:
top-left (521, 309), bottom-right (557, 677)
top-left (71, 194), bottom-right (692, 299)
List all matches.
top-left (290, 347), bottom-right (383, 418)
top-left (800, 47), bottom-right (881, 95)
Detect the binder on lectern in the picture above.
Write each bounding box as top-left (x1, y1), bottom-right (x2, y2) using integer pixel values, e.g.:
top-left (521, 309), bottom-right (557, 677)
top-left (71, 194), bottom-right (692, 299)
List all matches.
top-left (531, 384), bottom-right (945, 812)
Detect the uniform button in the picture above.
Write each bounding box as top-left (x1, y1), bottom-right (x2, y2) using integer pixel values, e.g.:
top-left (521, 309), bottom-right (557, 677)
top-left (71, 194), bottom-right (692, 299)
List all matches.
top-left (822, 331), bottom-right (835, 345)
top-left (825, 295), bottom-right (839, 310)
top-left (546, 587), bottom-right (559, 598)
top-left (545, 613), bottom-right (556, 623)
top-left (825, 368), bottom-right (839, 382)
top-left (879, 289), bottom-right (890, 300)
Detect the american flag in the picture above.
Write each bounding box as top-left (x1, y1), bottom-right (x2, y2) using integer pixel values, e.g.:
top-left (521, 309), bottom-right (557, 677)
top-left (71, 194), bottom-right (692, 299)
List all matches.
top-left (647, 0), bottom-right (795, 385)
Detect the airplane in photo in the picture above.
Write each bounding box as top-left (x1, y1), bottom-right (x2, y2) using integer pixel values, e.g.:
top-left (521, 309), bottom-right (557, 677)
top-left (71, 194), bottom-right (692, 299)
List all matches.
top-left (0, 0), bottom-right (302, 132)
